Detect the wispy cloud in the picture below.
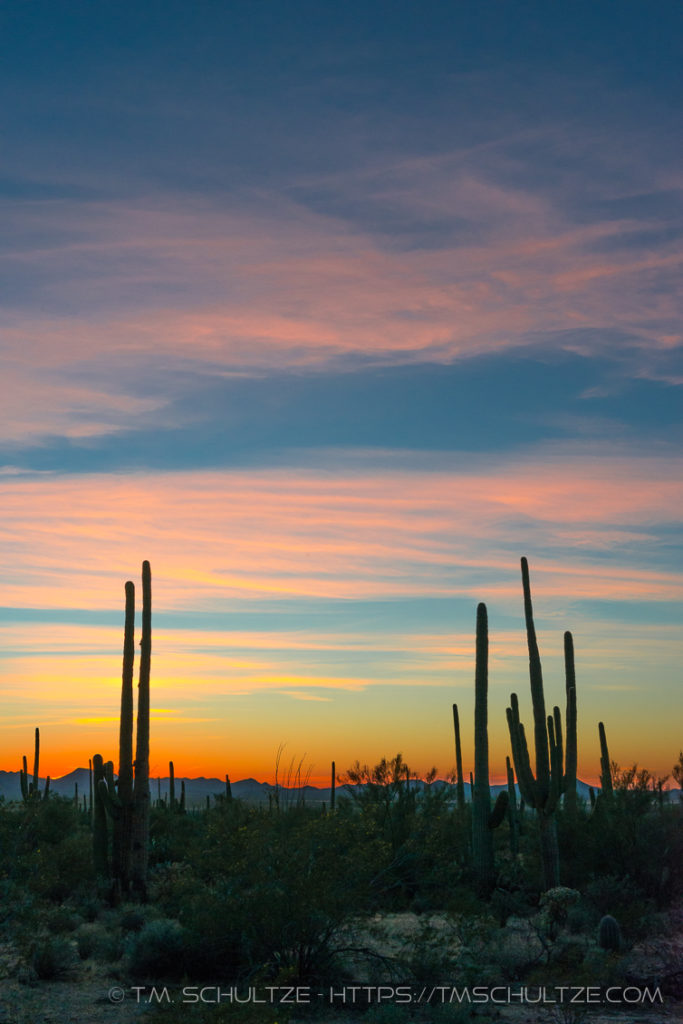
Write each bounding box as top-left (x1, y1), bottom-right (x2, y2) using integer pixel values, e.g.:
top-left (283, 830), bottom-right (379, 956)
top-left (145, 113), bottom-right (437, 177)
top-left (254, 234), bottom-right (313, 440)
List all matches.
top-left (2, 156), bottom-right (681, 446)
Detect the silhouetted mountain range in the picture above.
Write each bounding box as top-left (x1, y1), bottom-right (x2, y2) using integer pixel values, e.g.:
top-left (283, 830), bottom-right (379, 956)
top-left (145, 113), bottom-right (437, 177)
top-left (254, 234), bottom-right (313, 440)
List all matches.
top-left (0, 769), bottom-right (601, 808)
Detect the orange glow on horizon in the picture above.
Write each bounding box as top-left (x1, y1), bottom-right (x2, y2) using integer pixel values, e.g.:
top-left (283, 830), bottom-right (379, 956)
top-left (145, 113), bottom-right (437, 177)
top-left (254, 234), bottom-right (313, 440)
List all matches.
top-left (1, 458), bottom-right (680, 786)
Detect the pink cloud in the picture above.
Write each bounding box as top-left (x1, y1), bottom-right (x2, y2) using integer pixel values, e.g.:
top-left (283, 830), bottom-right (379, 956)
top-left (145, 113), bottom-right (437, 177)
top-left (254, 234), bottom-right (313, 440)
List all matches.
top-left (2, 172), bottom-right (681, 441)
top-left (0, 450), bottom-right (680, 609)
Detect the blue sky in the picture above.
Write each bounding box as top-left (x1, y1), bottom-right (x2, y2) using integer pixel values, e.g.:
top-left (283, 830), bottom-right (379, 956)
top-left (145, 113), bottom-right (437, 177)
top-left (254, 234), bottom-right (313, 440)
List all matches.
top-left (0, 1), bottom-right (681, 781)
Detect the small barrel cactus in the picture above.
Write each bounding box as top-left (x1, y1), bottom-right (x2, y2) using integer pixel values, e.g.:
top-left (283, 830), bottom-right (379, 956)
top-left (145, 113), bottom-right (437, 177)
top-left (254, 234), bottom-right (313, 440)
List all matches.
top-left (598, 914), bottom-right (621, 951)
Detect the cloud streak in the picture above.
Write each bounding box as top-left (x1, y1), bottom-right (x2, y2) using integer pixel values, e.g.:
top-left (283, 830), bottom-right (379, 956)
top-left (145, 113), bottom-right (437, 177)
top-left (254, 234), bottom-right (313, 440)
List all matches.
top-left (2, 160), bottom-right (681, 445)
top-left (1, 447), bottom-right (680, 611)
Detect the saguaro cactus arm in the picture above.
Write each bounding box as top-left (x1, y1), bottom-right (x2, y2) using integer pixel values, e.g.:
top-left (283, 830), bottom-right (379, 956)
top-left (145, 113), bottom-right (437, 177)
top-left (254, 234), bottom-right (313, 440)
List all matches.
top-left (506, 694), bottom-right (536, 808)
top-left (506, 756), bottom-right (519, 855)
top-left (547, 708), bottom-right (564, 814)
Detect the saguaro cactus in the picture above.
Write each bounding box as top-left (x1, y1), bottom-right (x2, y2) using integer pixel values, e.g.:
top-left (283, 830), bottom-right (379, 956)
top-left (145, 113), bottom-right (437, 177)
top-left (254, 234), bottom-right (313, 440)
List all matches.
top-left (472, 603), bottom-right (493, 889)
top-left (19, 728), bottom-right (50, 803)
top-left (471, 603), bottom-right (508, 893)
top-left (115, 580), bottom-right (135, 889)
top-left (131, 559), bottom-right (151, 896)
top-left (92, 754), bottom-right (109, 877)
top-left (506, 558), bottom-right (563, 889)
top-left (563, 631), bottom-right (578, 817)
top-left (599, 721), bottom-right (613, 797)
top-left (98, 561), bottom-right (152, 899)
top-left (506, 756), bottom-right (519, 857)
top-left (452, 704), bottom-right (466, 813)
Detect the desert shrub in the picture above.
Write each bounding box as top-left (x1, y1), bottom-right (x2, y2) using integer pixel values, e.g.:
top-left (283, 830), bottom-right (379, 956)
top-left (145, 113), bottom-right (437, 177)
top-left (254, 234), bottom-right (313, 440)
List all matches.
top-left (489, 861), bottom-right (538, 926)
top-left (71, 892), bottom-right (106, 922)
top-left (149, 803), bottom-right (205, 866)
top-left (337, 757), bottom-right (469, 903)
top-left (4, 796), bottom-right (94, 903)
top-left (488, 915), bottom-right (545, 981)
top-left (565, 898), bottom-right (599, 936)
top-left (76, 922), bottom-right (104, 959)
top-left (399, 794), bottom-right (471, 912)
top-left (16, 795), bottom-right (82, 850)
top-left (31, 935), bottom-right (78, 979)
top-left (126, 917), bottom-right (188, 980)
top-left (120, 905), bottom-right (147, 933)
top-left (76, 920), bottom-right (124, 962)
top-left (177, 883), bottom-right (245, 980)
top-left (0, 878), bottom-right (37, 934)
top-left (568, 776), bottom-right (681, 905)
top-left (45, 904), bottom-right (83, 934)
top-left (19, 832), bottom-right (94, 901)
top-left (48, 832), bottom-right (95, 897)
top-left (148, 861), bottom-right (202, 918)
top-left (177, 809), bottom-right (385, 984)
top-left (584, 874), bottom-right (656, 941)
top-left (390, 914), bottom-right (462, 989)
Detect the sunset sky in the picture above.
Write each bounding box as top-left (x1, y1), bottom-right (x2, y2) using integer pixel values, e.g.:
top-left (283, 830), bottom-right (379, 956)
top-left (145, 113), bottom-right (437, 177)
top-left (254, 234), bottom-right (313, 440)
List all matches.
top-left (1, 2), bottom-right (682, 785)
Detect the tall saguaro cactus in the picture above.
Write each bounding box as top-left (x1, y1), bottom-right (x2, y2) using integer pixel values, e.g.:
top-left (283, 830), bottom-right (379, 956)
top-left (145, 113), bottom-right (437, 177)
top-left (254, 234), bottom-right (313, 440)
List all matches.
top-left (113, 580), bottom-right (135, 888)
top-left (472, 603), bottom-right (493, 889)
top-left (506, 558), bottom-right (563, 889)
top-left (131, 559), bottom-right (151, 896)
top-left (471, 603), bottom-right (508, 893)
top-left (563, 631), bottom-right (578, 817)
top-left (97, 561), bottom-right (152, 899)
top-left (452, 704), bottom-right (466, 814)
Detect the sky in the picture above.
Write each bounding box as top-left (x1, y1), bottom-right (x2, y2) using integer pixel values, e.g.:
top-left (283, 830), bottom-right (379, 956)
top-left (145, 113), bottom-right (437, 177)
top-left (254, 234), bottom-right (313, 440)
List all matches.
top-left (1, 1), bottom-right (682, 786)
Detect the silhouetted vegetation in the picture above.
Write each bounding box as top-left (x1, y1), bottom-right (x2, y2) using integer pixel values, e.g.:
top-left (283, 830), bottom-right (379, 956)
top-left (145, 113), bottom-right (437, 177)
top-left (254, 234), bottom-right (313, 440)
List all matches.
top-left (0, 558), bottom-right (681, 1020)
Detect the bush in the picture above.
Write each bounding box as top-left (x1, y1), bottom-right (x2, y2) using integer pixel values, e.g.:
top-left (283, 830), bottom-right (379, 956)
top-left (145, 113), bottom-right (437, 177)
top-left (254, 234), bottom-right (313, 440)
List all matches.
top-left (31, 935), bottom-right (77, 979)
top-left (75, 921), bottom-right (124, 962)
top-left (120, 906), bottom-right (146, 933)
top-left (126, 918), bottom-right (188, 980)
top-left (76, 922), bottom-right (103, 960)
top-left (45, 904), bottom-right (83, 934)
